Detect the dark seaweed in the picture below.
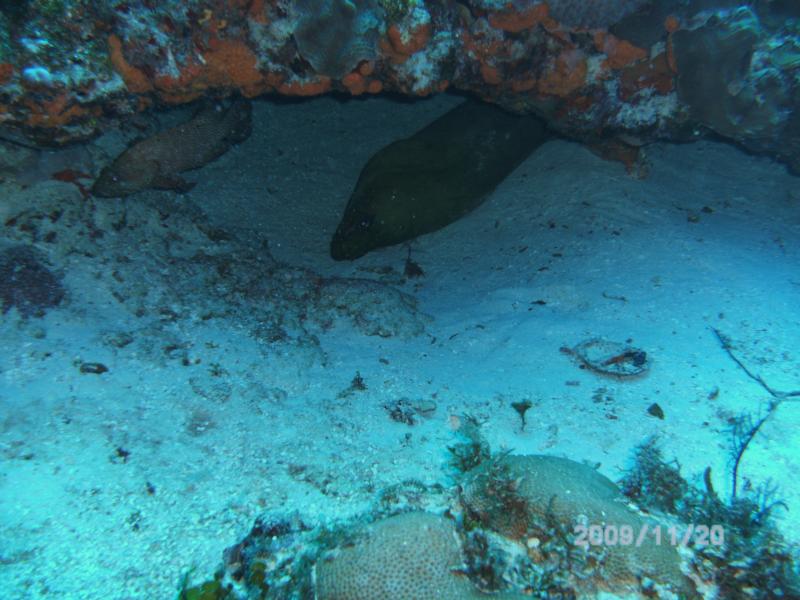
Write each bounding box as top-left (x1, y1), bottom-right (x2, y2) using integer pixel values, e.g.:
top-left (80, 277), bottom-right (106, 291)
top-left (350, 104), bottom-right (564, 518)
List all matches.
top-left (447, 414), bottom-right (491, 473)
top-left (621, 437), bottom-right (800, 599)
top-left (619, 435), bottom-right (688, 514)
top-left (0, 245), bottom-right (65, 317)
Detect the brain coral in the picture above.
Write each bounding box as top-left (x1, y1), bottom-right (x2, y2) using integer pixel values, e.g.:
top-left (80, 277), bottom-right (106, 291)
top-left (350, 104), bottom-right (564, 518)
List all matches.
top-left (462, 454), bottom-right (690, 596)
top-left (315, 511), bottom-right (526, 599)
top-left (290, 0), bottom-right (383, 78)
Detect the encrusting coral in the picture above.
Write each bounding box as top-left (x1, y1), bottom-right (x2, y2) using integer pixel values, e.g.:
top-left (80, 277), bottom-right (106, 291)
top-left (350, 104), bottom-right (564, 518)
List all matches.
top-left (290, 0), bottom-right (384, 78)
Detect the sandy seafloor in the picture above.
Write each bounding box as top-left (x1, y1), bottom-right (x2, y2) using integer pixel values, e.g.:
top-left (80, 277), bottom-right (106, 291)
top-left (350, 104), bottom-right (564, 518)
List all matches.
top-left (1, 93), bottom-right (799, 599)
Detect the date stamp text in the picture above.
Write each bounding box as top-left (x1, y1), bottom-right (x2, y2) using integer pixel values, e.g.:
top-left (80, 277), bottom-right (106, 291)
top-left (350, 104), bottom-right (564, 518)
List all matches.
top-left (574, 523), bottom-right (724, 548)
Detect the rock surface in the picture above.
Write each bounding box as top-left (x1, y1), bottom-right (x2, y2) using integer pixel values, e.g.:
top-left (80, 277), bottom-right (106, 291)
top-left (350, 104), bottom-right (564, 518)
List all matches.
top-left (0, 1), bottom-right (798, 172)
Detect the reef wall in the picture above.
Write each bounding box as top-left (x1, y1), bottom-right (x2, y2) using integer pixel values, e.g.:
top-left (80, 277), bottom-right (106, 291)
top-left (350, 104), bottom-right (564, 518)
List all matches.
top-left (1, 0), bottom-right (798, 171)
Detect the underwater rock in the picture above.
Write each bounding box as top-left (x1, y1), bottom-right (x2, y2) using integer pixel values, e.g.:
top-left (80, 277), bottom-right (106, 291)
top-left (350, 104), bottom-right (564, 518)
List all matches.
top-left (91, 98), bottom-right (252, 197)
top-left (0, 245), bottom-right (64, 318)
top-left (753, 0), bottom-right (800, 29)
top-left (330, 100), bottom-right (550, 260)
top-left (673, 15), bottom-right (760, 141)
top-left (544, 0), bottom-right (652, 28)
top-left (672, 7), bottom-right (797, 168)
top-left (609, 2), bottom-right (674, 47)
top-left (0, 0), bottom-right (798, 176)
top-left (0, 1), bottom-right (798, 177)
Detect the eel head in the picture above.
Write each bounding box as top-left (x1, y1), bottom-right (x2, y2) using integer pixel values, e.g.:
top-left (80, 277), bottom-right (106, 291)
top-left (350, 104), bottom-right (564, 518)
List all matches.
top-left (330, 207), bottom-right (380, 260)
top-left (92, 158), bottom-right (159, 197)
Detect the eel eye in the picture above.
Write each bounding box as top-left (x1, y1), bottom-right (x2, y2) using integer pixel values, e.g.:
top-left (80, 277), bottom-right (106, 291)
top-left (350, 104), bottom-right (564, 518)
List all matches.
top-left (358, 215), bottom-right (373, 230)
top-left (344, 214), bottom-right (373, 236)
top-left (337, 213), bottom-right (375, 241)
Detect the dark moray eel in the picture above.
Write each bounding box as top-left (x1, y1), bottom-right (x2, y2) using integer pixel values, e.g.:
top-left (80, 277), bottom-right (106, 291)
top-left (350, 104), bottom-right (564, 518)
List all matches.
top-left (330, 99), bottom-right (550, 260)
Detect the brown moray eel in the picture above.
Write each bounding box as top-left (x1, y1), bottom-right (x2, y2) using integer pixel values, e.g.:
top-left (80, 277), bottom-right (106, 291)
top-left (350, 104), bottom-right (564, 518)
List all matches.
top-left (92, 98), bottom-right (252, 197)
top-left (330, 100), bottom-right (550, 260)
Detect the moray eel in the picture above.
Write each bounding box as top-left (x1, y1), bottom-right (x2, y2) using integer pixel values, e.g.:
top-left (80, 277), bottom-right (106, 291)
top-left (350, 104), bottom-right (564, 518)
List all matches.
top-left (92, 98), bottom-right (252, 197)
top-left (330, 100), bottom-right (550, 260)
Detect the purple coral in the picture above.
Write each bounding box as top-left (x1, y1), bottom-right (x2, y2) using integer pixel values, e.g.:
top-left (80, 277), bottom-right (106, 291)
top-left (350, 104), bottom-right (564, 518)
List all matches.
top-left (0, 245), bottom-right (65, 318)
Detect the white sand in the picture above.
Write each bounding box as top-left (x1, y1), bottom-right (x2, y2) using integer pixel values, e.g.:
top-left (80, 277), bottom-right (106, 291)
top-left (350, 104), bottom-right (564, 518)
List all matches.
top-left (1, 94), bottom-right (798, 599)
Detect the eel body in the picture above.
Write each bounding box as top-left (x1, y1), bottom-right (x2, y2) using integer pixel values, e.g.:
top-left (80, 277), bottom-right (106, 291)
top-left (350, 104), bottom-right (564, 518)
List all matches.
top-left (330, 100), bottom-right (550, 260)
top-left (92, 98), bottom-right (252, 197)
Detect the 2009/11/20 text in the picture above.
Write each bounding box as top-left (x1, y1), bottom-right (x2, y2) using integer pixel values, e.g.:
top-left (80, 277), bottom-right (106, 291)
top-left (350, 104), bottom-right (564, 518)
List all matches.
top-left (574, 523), bottom-right (724, 548)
